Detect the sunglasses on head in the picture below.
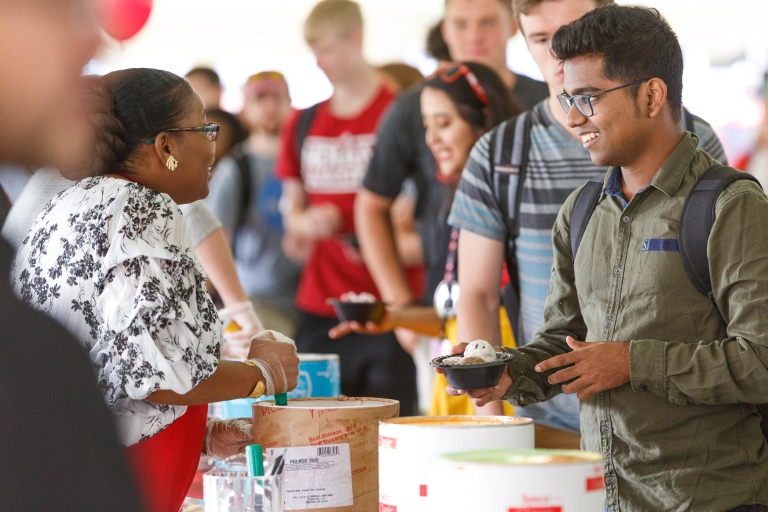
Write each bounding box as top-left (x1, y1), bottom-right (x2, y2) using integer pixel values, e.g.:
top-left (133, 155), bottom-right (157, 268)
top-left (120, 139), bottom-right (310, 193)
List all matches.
top-left (146, 122), bottom-right (220, 145)
top-left (432, 63), bottom-right (489, 106)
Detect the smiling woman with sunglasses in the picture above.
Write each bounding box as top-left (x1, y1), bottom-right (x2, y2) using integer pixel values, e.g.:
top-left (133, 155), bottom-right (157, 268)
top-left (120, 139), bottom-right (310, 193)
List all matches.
top-left (11, 68), bottom-right (299, 512)
top-left (330, 61), bottom-right (520, 414)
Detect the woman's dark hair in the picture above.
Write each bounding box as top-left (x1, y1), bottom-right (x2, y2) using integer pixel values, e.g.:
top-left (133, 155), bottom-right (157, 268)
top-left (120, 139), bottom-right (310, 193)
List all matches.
top-left (87, 68), bottom-right (197, 176)
top-left (426, 21), bottom-right (451, 62)
top-left (423, 61), bottom-right (521, 132)
top-left (550, 5), bottom-right (683, 122)
top-left (206, 109), bottom-right (248, 146)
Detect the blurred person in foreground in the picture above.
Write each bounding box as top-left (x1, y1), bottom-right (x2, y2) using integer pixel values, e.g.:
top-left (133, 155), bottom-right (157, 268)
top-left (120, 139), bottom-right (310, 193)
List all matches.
top-left (0, 0), bottom-right (143, 510)
top-left (12, 68), bottom-right (299, 512)
top-left (207, 71), bottom-right (302, 336)
top-left (186, 66), bottom-right (222, 110)
top-left (456, 6), bottom-right (768, 510)
top-left (331, 62), bottom-right (520, 414)
top-left (445, 0), bottom-right (725, 447)
top-left (277, 0), bottom-right (421, 414)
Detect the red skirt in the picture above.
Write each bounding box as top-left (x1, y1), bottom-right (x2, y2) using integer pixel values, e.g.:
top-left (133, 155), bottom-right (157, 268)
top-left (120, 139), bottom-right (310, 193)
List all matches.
top-left (125, 405), bottom-right (208, 512)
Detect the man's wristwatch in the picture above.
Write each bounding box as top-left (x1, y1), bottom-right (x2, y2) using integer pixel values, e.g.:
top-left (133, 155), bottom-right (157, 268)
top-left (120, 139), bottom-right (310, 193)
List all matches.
top-left (243, 359), bottom-right (266, 399)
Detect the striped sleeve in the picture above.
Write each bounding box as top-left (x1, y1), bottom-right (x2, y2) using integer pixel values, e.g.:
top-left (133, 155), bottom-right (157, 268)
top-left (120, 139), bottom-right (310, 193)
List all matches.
top-left (692, 115), bottom-right (728, 165)
top-left (447, 128), bottom-right (507, 241)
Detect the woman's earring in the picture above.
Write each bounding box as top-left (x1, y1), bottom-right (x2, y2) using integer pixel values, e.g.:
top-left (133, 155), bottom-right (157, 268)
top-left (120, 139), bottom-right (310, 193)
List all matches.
top-left (166, 155), bottom-right (179, 171)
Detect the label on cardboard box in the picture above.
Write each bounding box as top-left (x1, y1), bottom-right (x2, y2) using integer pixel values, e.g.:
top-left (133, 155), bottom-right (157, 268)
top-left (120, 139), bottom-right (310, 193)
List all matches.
top-left (267, 443), bottom-right (354, 509)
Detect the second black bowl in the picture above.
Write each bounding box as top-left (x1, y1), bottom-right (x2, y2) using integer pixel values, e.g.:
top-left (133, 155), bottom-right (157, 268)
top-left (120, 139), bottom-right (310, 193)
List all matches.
top-left (328, 300), bottom-right (387, 324)
top-left (430, 352), bottom-right (515, 390)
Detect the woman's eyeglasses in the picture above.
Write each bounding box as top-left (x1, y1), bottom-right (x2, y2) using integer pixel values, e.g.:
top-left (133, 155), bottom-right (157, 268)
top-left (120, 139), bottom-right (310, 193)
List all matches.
top-left (432, 63), bottom-right (490, 106)
top-left (146, 122), bottom-right (220, 145)
top-left (557, 79), bottom-right (650, 117)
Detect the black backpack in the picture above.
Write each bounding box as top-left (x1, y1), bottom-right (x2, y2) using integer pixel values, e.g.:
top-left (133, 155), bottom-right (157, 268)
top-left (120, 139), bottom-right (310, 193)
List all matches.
top-left (569, 164), bottom-right (768, 438)
top-left (491, 107), bottom-right (707, 340)
top-left (569, 165), bottom-right (762, 302)
top-left (491, 110), bottom-right (768, 437)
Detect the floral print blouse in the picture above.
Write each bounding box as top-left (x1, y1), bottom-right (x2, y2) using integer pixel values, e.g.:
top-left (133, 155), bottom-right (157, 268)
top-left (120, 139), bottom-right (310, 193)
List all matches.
top-left (12, 176), bottom-right (222, 446)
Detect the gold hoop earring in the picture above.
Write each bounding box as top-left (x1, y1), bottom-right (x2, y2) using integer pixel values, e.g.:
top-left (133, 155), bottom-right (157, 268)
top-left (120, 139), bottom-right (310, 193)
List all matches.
top-left (166, 155), bottom-right (179, 171)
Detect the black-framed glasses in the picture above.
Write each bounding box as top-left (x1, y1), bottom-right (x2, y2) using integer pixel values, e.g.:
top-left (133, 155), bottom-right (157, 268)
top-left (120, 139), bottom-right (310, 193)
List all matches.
top-left (557, 79), bottom-right (650, 117)
top-left (146, 122), bottom-right (220, 144)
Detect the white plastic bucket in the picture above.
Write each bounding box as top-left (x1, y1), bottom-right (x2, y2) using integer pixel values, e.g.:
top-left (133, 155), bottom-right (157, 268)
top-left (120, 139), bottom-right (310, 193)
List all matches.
top-left (378, 416), bottom-right (534, 512)
top-left (427, 449), bottom-right (605, 512)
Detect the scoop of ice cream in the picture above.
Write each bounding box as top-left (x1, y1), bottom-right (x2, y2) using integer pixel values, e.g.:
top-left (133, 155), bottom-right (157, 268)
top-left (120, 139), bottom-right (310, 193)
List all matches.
top-left (464, 340), bottom-right (497, 362)
top-left (441, 356), bottom-right (463, 365)
top-left (342, 291), bottom-right (377, 303)
top-left (458, 356), bottom-right (486, 365)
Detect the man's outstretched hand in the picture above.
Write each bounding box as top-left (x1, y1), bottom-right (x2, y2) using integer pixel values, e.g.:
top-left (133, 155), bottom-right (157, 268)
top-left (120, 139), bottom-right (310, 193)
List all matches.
top-left (536, 336), bottom-right (630, 400)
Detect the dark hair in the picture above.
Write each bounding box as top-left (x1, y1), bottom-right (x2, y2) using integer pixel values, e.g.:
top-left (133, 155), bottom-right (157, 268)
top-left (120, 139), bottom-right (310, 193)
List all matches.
top-left (426, 21), bottom-right (451, 62)
top-left (551, 5), bottom-right (683, 122)
top-left (424, 62), bottom-right (521, 132)
top-left (185, 67), bottom-right (221, 87)
top-left (87, 68), bottom-right (196, 176)
top-left (206, 108), bottom-right (248, 145)
top-left (512, 0), bottom-right (613, 25)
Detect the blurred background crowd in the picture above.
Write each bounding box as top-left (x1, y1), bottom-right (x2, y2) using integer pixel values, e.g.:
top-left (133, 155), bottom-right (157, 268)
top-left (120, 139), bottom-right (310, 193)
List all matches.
top-left (2, 0), bottom-right (768, 510)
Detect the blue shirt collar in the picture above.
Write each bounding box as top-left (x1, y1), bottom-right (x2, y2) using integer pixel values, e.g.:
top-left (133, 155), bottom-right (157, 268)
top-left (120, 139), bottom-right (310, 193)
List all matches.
top-left (604, 167), bottom-right (630, 208)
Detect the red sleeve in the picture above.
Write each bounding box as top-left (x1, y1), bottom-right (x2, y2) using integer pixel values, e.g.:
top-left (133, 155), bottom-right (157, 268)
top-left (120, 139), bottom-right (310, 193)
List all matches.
top-left (275, 108), bottom-right (303, 181)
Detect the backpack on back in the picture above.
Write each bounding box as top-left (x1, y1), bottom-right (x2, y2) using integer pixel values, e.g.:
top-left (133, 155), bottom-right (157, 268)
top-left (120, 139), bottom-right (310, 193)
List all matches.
top-left (569, 164), bottom-right (766, 438)
top-left (488, 105), bottom-right (768, 436)
top-left (491, 107), bottom-right (702, 339)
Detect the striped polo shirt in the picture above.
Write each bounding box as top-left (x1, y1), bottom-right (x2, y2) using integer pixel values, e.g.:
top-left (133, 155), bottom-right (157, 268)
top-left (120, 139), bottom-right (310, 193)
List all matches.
top-left (448, 100), bottom-right (726, 432)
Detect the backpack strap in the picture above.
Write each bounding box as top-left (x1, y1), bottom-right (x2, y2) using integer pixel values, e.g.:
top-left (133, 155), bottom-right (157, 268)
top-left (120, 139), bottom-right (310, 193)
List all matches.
top-left (570, 173), bottom-right (606, 261)
top-left (679, 165), bottom-right (762, 303)
top-left (489, 111), bottom-right (531, 341)
top-left (492, 112), bottom-right (532, 275)
top-left (294, 104), bottom-right (319, 165)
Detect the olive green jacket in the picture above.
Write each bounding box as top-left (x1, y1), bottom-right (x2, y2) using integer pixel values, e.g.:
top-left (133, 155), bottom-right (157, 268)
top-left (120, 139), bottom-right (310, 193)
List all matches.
top-left (501, 133), bottom-right (768, 511)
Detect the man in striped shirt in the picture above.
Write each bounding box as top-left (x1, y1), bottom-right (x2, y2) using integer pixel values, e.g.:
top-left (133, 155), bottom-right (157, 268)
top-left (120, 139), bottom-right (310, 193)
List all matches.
top-left (446, 0), bottom-right (725, 446)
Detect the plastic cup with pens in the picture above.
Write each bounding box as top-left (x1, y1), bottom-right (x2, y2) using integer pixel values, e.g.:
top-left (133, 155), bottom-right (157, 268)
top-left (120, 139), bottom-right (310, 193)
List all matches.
top-left (203, 444), bottom-right (285, 512)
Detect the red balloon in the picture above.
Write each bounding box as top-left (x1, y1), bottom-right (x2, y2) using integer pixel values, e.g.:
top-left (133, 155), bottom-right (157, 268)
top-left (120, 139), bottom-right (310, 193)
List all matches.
top-left (99, 0), bottom-right (154, 42)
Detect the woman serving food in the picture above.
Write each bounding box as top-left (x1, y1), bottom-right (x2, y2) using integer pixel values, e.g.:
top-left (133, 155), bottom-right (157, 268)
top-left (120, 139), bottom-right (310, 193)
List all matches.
top-left (12, 68), bottom-right (299, 512)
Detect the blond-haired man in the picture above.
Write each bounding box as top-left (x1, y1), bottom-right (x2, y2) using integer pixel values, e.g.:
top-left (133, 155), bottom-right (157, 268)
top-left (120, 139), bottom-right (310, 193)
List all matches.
top-left (277, 0), bottom-right (420, 414)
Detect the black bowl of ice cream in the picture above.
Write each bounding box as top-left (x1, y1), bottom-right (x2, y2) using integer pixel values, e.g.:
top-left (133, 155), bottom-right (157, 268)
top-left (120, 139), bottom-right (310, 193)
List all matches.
top-left (328, 298), bottom-right (387, 324)
top-left (431, 351), bottom-right (515, 390)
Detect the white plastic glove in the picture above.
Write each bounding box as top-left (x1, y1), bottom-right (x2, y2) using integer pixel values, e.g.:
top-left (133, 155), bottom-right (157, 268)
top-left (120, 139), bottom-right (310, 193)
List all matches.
top-left (218, 301), bottom-right (264, 359)
top-left (247, 330), bottom-right (299, 396)
top-left (203, 416), bottom-right (253, 460)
